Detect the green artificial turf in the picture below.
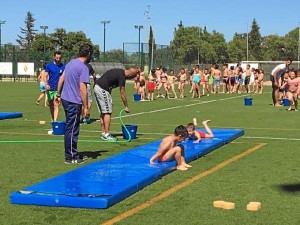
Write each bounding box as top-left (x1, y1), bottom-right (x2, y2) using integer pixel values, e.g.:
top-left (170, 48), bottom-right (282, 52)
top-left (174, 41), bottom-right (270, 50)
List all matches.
top-left (0, 82), bottom-right (299, 225)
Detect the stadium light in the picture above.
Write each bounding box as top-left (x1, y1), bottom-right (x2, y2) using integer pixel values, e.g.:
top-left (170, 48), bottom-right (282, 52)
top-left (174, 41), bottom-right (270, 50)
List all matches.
top-left (134, 25), bottom-right (144, 65)
top-left (101, 20), bottom-right (111, 62)
top-left (40, 25), bottom-right (48, 62)
top-left (0, 20), bottom-right (6, 62)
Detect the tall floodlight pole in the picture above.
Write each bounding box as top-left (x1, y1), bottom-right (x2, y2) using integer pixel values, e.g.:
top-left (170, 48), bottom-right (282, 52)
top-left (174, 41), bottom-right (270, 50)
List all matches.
top-left (134, 25), bottom-right (144, 65)
top-left (40, 25), bottom-right (48, 62)
top-left (246, 23), bottom-right (249, 62)
top-left (101, 20), bottom-right (111, 62)
top-left (0, 20), bottom-right (6, 62)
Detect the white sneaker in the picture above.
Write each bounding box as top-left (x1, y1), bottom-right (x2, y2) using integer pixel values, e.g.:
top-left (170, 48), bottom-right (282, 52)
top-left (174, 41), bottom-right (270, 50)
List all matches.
top-left (101, 133), bottom-right (117, 141)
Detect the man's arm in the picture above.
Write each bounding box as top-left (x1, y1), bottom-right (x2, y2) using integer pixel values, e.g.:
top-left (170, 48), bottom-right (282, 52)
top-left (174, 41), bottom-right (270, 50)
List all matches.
top-left (120, 86), bottom-right (129, 113)
top-left (273, 68), bottom-right (282, 85)
top-left (44, 71), bottom-right (50, 90)
top-left (56, 72), bottom-right (65, 96)
top-left (80, 82), bottom-right (88, 115)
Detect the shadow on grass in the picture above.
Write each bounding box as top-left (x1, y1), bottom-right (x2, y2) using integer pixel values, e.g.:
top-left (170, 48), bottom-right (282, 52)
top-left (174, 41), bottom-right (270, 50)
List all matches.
top-left (277, 183), bottom-right (300, 193)
top-left (80, 150), bottom-right (107, 159)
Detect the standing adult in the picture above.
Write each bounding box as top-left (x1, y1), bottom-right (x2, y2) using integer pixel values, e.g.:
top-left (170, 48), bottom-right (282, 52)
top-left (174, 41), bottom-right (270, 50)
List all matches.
top-left (45, 51), bottom-right (65, 122)
top-left (270, 57), bottom-right (292, 106)
top-left (94, 67), bottom-right (141, 141)
top-left (56, 44), bottom-right (93, 164)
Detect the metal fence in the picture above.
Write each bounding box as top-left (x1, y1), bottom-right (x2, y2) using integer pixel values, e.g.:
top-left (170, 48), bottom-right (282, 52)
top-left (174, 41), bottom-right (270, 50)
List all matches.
top-left (122, 42), bottom-right (173, 71)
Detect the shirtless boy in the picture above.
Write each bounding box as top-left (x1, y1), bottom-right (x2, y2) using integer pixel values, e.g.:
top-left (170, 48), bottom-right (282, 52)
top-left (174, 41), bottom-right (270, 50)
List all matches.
top-left (150, 125), bottom-right (191, 171)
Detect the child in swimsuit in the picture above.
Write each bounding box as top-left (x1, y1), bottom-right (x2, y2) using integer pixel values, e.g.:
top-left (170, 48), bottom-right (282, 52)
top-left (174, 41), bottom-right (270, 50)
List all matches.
top-left (150, 125), bottom-right (191, 171)
top-left (186, 119), bottom-right (214, 143)
top-left (281, 69), bottom-right (299, 111)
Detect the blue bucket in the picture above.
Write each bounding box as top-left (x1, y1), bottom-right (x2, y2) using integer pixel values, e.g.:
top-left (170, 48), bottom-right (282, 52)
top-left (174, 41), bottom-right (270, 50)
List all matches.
top-left (134, 94), bottom-right (141, 101)
top-left (52, 121), bottom-right (66, 135)
top-left (244, 97), bottom-right (253, 106)
top-left (122, 124), bottom-right (138, 140)
top-left (283, 98), bottom-right (290, 106)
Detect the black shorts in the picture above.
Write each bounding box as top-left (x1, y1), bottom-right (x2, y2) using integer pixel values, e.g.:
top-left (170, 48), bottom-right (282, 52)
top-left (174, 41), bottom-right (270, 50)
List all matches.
top-left (270, 75), bottom-right (279, 90)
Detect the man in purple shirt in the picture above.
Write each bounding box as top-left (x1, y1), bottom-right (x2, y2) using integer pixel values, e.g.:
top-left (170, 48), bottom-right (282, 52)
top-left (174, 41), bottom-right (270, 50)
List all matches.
top-left (56, 44), bottom-right (93, 164)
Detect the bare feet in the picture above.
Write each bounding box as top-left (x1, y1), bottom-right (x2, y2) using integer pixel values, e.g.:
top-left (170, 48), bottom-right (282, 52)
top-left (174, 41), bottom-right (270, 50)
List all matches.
top-left (177, 165), bottom-right (188, 171)
top-left (202, 120), bottom-right (211, 126)
top-left (274, 104), bottom-right (282, 107)
top-left (183, 163), bottom-right (192, 168)
top-left (193, 118), bottom-right (198, 125)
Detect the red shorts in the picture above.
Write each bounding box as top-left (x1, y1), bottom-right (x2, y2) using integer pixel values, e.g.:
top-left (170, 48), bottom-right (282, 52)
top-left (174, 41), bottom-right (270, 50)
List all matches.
top-left (148, 81), bottom-right (155, 91)
top-left (158, 154), bottom-right (173, 162)
top-left (197, 131), bottom-right (207, 138)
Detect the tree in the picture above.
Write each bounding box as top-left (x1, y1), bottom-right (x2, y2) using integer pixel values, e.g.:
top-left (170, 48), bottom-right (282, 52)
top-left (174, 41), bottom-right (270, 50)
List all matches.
top-left (261, 35), bottom-right (286, 60)
top-left (249, 18), bottom-right (262, 60)
top-left (284, 28), bottom-right (299, 61)
top-left (105, 49), bottom-right (124, 62)
top-left (16, 12), bottom-right (37, 49)
top-left (148, 25), bottom-right (154, 68)
top-left (227, 33), bottom-right (247, 63)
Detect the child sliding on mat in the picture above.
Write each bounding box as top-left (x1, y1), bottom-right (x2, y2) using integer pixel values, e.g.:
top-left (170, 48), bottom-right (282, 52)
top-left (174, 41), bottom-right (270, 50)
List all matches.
top-left (186, 119), bottom-right (214, 143)
top-left (150, 125), bottom-right (192, 171)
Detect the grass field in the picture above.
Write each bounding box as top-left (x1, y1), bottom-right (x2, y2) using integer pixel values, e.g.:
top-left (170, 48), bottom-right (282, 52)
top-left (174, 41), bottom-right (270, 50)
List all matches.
top-left (0, 82), bottom-right (300, 225)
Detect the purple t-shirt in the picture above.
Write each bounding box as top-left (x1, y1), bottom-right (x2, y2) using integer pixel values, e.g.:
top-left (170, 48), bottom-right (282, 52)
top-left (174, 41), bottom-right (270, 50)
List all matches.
top-left (61, 59), bottom-right (89, 104)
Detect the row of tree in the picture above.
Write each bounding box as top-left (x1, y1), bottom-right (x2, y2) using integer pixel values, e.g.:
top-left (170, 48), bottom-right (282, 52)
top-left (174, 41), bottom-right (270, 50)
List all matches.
top-left (5, 12), bottom-right (300, 65)
top-left (170, 20), bottom-right (299, 64)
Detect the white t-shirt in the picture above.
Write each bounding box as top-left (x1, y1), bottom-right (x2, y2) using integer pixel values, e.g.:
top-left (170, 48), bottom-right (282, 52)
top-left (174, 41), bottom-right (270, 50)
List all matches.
top-left (271, 64), bottom-right (287, 79)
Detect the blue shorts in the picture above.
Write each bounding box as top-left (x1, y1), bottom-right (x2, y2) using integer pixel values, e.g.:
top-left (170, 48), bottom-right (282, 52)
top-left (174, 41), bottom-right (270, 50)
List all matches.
top-left (39, 82), bottom-right (46, 92)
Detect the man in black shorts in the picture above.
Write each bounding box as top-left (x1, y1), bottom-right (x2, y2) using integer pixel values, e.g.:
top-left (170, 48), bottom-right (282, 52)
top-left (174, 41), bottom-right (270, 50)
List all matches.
top-left (94, 67), bottom-right (141, 141)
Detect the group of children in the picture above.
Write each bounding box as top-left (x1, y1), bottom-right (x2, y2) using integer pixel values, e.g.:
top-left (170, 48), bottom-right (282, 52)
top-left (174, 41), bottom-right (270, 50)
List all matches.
top-left (150, 119), bottom-right (213, 171)
top-left (280, 68), bottom-right (300, 111)
top-left (134, 63), bottom-right (265, 100)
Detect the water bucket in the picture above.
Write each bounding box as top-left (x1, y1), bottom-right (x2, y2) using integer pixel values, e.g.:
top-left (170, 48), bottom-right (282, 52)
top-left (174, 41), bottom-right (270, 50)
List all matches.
top-left (52, 121), bottom-right (66, 135)
top-left (282, 98), bottom-right (290, 107)
top-left (122, 124), bottom-right (138, 140)
top-left (134, 94), bottom-right (141, 101)
top-left (244, 97), bottom-right (253, 106)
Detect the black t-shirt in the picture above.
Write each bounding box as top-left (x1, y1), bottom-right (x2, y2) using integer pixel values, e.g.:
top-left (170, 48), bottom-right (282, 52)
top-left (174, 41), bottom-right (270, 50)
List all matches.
top-left (96, 69), bottom-right (126, 92)
top-left (86, 64), bottom-right (95, 75)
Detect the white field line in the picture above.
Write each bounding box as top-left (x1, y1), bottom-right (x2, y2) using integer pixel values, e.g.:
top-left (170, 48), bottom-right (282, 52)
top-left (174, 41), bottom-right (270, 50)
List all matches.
top-left (241, 136), bottom-right (300, 141)
top-left (111, 94), bottom-right (249, 120)
top-left (79, 129), bottom-right (300, 142)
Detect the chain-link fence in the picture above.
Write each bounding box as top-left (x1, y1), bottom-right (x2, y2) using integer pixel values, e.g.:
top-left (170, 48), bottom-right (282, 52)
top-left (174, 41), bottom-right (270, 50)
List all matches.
top-left (122, 42), bottom-right (173, 71)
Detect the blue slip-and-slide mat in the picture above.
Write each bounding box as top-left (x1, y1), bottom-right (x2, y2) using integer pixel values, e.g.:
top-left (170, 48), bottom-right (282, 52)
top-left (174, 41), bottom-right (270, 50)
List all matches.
top-left (10, 128), bottom-right (244, 209)
top-left (0, 112), bottom-right (23, 120)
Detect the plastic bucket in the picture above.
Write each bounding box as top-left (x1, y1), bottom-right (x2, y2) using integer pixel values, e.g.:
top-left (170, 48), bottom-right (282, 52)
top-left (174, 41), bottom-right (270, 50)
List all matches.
top-left (283, 98), bottom-right (290, 106)
top-left (244, 97), bottom-right (253, 106)
top-left (134, 94), bottom-right (141, 101)
top-left (122, 124), bottom-right (138, 140)
top-left (52, 121), bottom-right (66, 135)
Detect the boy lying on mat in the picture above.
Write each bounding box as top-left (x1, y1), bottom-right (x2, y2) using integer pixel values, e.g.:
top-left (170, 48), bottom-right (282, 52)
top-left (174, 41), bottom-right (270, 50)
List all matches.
top-left (186, 119), bottom-right (214, 143)
top-left (150, 125), bottom-right (192, 171)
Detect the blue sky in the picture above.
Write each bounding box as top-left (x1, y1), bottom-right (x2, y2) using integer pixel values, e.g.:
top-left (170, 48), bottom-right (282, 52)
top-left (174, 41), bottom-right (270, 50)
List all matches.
top-left (1, 0), bottom-right (300, 51)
